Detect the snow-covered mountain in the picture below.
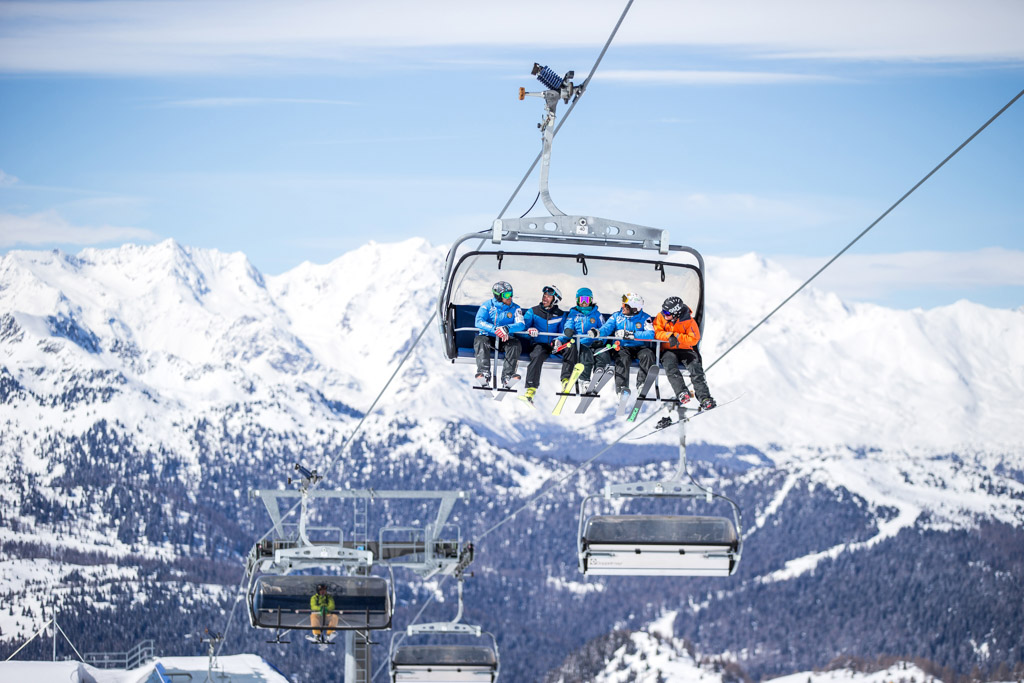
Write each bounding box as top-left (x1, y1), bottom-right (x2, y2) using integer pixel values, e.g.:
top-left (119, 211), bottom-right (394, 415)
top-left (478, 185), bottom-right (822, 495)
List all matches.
top-left (547, 610), bottom-right (1020, 683)
top-left (2, 238), bottom-right (1022, 681)
top-left (3, 238), bottom-right (1021, 452)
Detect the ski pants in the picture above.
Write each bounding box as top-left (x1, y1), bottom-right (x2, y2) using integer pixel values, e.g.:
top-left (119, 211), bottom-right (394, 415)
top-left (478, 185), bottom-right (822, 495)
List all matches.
top-left (311, 612), bottom-right (339, 637)
top-left (561, 342), bottom-right (610, 383)
top-left (525, 343), bottom-right (557, 389)
top-left (474, 334), bottom-right (521, 381)
top-left (661, 348), bottom-right (711, 402)
top-left (613, 345), bottom-right (656, 392)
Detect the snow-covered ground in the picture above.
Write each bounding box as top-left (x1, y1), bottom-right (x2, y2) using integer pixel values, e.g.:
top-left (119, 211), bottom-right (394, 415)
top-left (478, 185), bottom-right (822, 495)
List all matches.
top-left (0, 654), bottom-right (287, 682)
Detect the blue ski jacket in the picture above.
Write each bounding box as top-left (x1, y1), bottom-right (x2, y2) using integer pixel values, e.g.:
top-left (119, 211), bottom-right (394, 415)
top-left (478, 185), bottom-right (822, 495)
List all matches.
top-left (557, 306), bottom-right (604, 347)
top-left (475, 299), bottom-right (526, 337)
top-left (597, 309), bottom-right (655, 348)
top-left (519, 304), bottom-right (565, 342)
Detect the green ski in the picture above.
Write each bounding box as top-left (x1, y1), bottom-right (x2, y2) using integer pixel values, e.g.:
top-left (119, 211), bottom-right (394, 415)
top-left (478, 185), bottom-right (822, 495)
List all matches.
top-left (627, 367), bottom-right (661, 422)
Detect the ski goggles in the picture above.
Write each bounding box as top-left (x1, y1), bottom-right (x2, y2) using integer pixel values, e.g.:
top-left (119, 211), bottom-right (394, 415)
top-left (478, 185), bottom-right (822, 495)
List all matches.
top-left (577, 295), bottom-right (592, 306)
top-left (499, 291), bottom-right (513, 300)
top-left (542, 286), bottom-right (558, 297)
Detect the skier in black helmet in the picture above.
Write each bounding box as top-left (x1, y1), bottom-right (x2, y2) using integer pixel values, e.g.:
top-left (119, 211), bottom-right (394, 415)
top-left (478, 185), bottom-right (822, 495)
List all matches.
top-left (654, 296), bottom-right (716, 410)
top-left (473, 281), bottom-right (525, 388)
top-left (518, 285), bottom-right (566, 405)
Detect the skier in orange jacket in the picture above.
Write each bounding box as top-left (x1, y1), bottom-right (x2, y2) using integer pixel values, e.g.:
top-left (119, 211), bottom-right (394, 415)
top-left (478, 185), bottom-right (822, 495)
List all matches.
top-left (653, 297), bottom-right (716, 410)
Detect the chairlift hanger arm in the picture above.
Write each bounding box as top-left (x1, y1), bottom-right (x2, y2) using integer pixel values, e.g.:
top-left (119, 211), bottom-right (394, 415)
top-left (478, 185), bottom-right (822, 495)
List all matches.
top-left (519, 63), bottom-right (584, 218)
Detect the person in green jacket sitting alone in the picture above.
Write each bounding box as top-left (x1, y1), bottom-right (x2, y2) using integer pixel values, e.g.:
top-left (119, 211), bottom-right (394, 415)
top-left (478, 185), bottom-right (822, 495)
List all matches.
top-left (309, 583), bottom-right (340, 642)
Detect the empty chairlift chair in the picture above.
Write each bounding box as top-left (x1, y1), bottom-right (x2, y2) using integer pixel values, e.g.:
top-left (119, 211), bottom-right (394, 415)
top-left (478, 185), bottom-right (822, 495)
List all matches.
top-left (577, 413), bottom-right (743, 577)
top-left (390, 574), bottom-right (499, 681)
top-left (580, 514), bottom-right (739, 577)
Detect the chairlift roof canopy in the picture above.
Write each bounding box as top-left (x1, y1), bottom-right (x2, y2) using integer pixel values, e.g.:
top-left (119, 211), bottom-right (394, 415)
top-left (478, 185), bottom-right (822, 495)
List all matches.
top-left (392, 645), bottom-right (498, 667)
top-left (584, 515), bottom-right (738, 546)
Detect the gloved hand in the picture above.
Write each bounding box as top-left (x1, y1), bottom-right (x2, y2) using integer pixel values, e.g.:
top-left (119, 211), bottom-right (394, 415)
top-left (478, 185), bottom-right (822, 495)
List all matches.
top-left (614, 329), bottom-right (625, 339)
top-left (668, 334), bottom-right (679, 347)
top-left (527, 327), bottom-right (539, 338)
top-left (496, 326), bottom-right (509, 342)
top-left (587, 328), bottom-right (600, 338)
top-left (623, 330), bottom-right (635, 340)
top-left (563, 328), bottom-right (576, 338)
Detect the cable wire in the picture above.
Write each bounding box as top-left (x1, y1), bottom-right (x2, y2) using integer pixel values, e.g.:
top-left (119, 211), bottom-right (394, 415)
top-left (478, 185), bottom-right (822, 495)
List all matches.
top-left (706, 86), bottom-right (1024, 373)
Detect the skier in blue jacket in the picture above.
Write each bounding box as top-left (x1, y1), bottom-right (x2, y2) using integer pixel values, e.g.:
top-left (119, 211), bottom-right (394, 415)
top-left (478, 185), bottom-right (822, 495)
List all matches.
top-left (555, 287), bottom-right (608, 387)
top-left (474, 281), bottom-right (525, 387)
top-left (518, 285), bottom-right (565, 405)
top-left (589, 292), bottom-right (655, 399)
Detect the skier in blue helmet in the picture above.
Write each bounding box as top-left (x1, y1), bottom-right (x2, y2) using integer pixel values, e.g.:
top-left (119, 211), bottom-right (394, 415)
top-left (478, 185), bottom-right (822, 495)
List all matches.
top-left (473, 281), bottom-right (525, 388)
top-left (554, 287), bottom-right (609, 388)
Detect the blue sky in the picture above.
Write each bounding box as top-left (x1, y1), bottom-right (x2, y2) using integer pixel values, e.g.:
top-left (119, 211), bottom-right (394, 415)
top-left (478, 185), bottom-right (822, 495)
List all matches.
top-left (1, 0), bottom-right (1022, 309)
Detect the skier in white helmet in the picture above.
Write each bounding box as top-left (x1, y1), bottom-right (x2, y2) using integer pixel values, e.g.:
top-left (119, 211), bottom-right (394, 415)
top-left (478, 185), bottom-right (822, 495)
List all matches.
top-left (589, 292), bottom-right (655, 401)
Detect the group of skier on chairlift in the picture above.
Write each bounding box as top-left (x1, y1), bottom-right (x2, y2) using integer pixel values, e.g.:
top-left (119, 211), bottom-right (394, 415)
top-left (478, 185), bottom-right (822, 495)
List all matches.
top-left (472, 281), bottom-right (716, 411)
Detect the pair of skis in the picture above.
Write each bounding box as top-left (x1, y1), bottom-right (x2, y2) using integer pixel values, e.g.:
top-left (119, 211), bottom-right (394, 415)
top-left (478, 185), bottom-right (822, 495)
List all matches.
top-left (551, 342), bottom-right (621, 416)
top-left (629, 394), bottom-right (742, 439)
top-left (625, 367), bottom-right (661, 422)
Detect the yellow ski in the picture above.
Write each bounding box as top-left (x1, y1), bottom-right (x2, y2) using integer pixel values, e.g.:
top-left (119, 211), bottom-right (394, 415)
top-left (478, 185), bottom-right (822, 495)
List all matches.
top-left (552, 363), bottom-right (585, 416)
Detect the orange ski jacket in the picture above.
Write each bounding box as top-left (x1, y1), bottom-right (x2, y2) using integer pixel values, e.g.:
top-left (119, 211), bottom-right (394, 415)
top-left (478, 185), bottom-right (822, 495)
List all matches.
top-left (653, 313), bottom-right (701, 350)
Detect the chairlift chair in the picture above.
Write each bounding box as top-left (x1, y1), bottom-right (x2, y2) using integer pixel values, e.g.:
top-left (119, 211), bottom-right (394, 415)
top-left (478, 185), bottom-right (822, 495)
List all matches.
top-left (251, 574), bottom-right (393, 632)
top-left (244, 469), bottom-right (470, 639)
top-left (390, 579), bottom-right (500, 682)
top-left (437, 64), bottom-right (706, 386)
top-left (577, 412), bottom-right (743, 577)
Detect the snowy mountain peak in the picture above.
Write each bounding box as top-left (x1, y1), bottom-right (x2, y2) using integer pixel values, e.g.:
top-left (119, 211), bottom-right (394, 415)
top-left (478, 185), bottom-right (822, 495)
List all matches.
top-left (2, 239), bottom-right (1022, 454)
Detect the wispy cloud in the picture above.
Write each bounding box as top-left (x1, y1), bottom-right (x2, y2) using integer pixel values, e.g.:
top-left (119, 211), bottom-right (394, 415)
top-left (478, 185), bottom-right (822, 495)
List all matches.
top-left (773, 248), bottom-right (1024, 300)
top-left (598, 70), bottom-right (838, 86)
top-left (0, 1), bottom-right (1021, 76)
top-left (0, 210), bottom-right (158, 247)
top-left (0, 170), bottom-right (19, 187)
top-left (157, 97), bottom-right (357, 108)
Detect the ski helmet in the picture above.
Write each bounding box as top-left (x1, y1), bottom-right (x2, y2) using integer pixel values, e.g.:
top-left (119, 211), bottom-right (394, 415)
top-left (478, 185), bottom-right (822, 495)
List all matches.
top-left (541, 285), bottom-right (562, 304)
top-left (576, 287), bottom-right (594, 307)
top-left (621, 292), bottom-right (644, 310)
top-left (492, 281), bottom-right (513, 301)
top-left (662, 296), bottom-right (685, 317)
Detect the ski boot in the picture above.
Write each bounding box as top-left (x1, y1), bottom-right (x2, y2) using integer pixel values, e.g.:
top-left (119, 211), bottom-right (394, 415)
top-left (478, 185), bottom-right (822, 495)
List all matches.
top-left (474, 372), bottom-right (491, 387)
top-left (700, 397), bottom-right (717, 411)
top-left (617, 388), bottom-right (632, 414)
top-left (519, 387), bottom-right (537, 406)
top-left (676, 391), bottom-right (691, 406)
top-left (502, 373), bottom-right (521, 389)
